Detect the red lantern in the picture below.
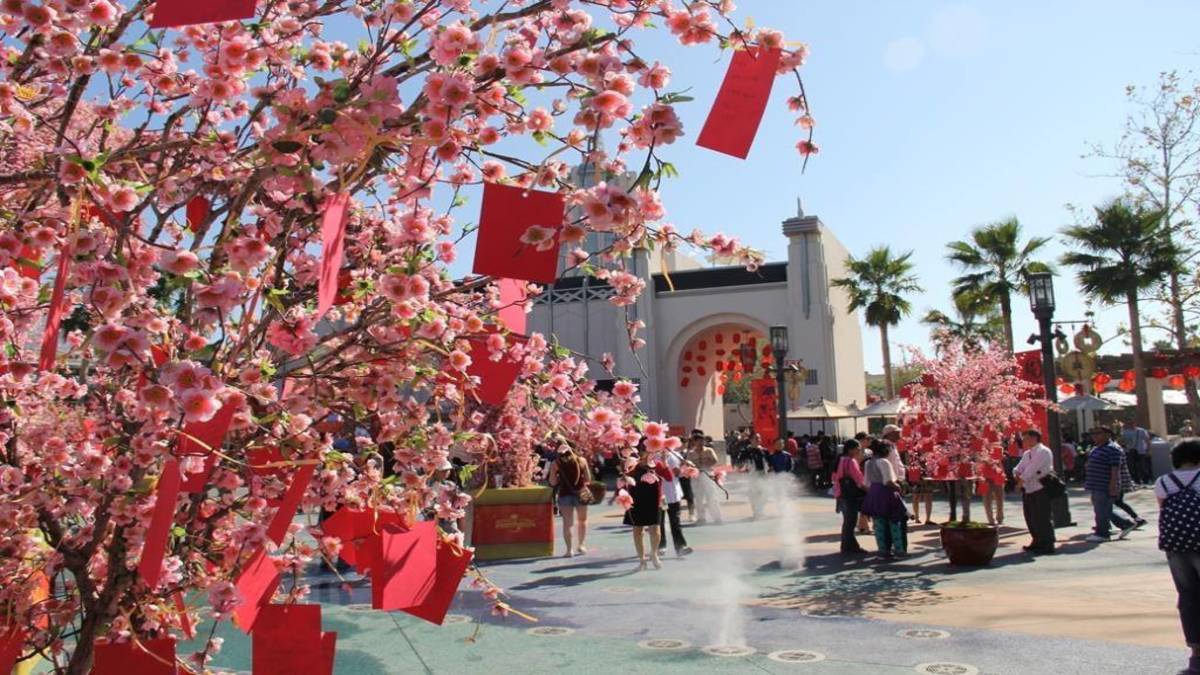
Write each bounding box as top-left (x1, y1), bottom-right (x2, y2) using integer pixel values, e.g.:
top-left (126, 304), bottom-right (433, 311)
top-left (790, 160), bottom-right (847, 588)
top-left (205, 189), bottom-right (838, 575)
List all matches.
top-left (684, 351), bottom-right (692, 361)
top-left (1169, 374), bottom-right (1187, 389)
top-left (1123, 369), bottom-right (1135, 381)
top-left (1151, 367), bottom-right (1169, 379)
top-left (733, 333), bottom-right (742, 344)
top-left (761, 344), bottom-right (772, 356)
top-left (733, 372), bottom-right (743, 382)
top-left (696, 354), bottom-right (707, 363)
top-left (716, 384), bottom-right (726, 396)
top-left (1093, 373), bottom-right (1112, 389)
top-left (715, 361), bottom-right (725, 372)
top-left (697, 366), bottom-right (707, 377)
top-left (1058, 383), bottom-right (1075, 396)
top-left (1186, 365), bottom-right (1200, 379)
top-left (682, 366), bottom-right (692, 373)
top-left (715, 333), bottom-right (724, 344)
top-left (715, 348), bottom-right (726, 356)
top-left (698, 340), bottom-right (707, 350)
top-left (680, 377), bottom-right (690, 387)
top-left (1118, 379), bottom-right (1136, 393)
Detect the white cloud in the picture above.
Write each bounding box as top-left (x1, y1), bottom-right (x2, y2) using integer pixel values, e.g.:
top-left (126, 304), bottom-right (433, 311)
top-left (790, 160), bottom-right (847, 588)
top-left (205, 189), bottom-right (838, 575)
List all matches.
top-left (883, 37), bottom-right (926, 72)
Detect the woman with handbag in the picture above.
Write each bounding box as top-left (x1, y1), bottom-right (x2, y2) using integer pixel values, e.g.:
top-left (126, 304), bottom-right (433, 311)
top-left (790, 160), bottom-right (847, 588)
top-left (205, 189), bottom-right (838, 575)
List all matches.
top-left (547, 442), bottom-right (593, 558)
top-left (862, 441), bottom-right (909, 558)
top-left (833, 439), bottom-right (868, 554)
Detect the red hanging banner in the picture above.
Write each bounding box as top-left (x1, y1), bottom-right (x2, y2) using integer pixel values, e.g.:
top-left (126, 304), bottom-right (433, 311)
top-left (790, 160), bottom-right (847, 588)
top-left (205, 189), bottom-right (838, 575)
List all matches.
top-left (138, 458), bottom-right (182, 589)
top-left (38, 244), bottom-right (71, 372)
top-left (232, 549), bottom-right (280, 633)
top-left (149, 0), bottom-right (256, 27)
top-left (750, 377), bottom-right (779, 447)
top-left (316, 192), bottom-right (351, 320)
top-left (264, 464), bottom-right (315, 546)
top-left (696, 47), bottom-right (782, 159)
top-left (472, 182), bottom-right (565, 284)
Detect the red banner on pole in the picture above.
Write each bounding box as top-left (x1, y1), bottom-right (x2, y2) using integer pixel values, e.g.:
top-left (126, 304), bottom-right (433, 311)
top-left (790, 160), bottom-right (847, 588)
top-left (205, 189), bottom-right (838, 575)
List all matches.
top-left (1015, 349), bottom-right (1049, 442)
top-left (750, 377), bottom-right (779, 447)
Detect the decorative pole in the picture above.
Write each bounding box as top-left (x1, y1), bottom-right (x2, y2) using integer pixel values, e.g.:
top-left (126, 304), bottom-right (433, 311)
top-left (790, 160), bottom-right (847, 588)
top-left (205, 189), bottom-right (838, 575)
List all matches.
top-left (770, 325), bottom-right (790, 444)
top-left (1027, 271), bottom-right (1074, 527)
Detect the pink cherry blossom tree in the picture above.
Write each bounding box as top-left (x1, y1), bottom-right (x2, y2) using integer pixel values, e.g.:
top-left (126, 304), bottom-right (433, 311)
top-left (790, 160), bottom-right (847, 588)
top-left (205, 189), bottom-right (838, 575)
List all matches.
top-left (0, 0), bottom-right (815, 672)
top-left (902, 338), bottom-right (1044, 524)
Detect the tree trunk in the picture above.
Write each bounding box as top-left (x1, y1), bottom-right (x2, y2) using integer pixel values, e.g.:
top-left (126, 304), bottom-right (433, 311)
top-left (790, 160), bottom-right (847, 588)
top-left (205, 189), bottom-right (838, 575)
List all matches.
top-left (1128, 292), bottom-right (1153, 430)
top-left (881, 323), bottom-right (895, 399)
top-left (1168, 269), bottom-right (1200, 431)
top-left (999, 291), bottom-right (1014, 355)
top-left (959, 478), bottom-right (971, 523)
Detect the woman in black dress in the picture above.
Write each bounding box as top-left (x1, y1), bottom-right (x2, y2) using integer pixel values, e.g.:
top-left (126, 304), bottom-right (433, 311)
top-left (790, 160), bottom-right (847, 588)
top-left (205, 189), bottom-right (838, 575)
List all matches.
top-left (627, 453), bottom-right (663, 570)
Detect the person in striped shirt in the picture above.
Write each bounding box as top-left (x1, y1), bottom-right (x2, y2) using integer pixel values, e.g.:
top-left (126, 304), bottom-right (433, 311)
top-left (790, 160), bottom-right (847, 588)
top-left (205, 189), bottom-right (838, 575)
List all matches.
top-left (1084, 426), bottom-right (1137, 543)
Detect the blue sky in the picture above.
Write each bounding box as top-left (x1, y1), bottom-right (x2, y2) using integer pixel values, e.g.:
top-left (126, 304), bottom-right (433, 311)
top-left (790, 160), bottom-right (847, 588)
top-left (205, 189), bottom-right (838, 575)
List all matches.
top-left (436, 1), bottom-right (1200, 372)
top-left (613, 0), bottom-right (1200, 372)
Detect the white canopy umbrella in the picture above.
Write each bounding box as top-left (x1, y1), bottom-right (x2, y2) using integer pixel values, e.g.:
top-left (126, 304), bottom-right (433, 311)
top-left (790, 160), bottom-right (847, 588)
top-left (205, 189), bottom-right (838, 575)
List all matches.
top-left (857, 397), bottom-right (909, 417)
top-left (787, 398), bottom-right (859, 435)
top-left (1059, 394), bottom-right (1123, 438)
top-left (1100, 390), bottom-right (1190, 407)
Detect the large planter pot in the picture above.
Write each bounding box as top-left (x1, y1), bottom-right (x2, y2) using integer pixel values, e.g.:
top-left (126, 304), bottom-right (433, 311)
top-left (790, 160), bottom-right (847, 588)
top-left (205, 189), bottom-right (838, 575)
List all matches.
top-left (939, 524), bottom-right (999, 566)
top-left (470, 486), bottom-right (554, 561)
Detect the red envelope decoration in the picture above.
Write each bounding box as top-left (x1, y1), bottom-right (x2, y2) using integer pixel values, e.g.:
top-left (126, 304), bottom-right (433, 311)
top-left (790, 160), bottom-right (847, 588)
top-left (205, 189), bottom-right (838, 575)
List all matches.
top-left (232, 549), bottom-right (280, 633)
top-left (696, 47), bottom-right (781, 159)
top-left (93, 637), bottom-right (177, 675)
top-left (400, 538), bottom-right (474, 625)
top-left (320, 508), bottom-right (406, 574)
top-left (316, 192), bottom-right (351, 320)
top-left (371, 521), bottom-right (439, 610)
top-left (496, 277), bottom-right (527, 334)
top-left (14, 245), bottom-right (40, 279)
top-left (138, 458), bottom-right (182, 589)
top-left (38, 244), bottom-right (71, 372)
top-left (265, 464), bottom-right (315, 546)
top-left (319, 632), bottom-right (338, 674)
top-left (464, 333), bottom-right (523, 406)
top-left (0, 627), bottom-right (25, 675)
top-left (472, 182), bottom-right (565, 284)
top-left (252, 604), bottom-right (330, 675)
top-left (149, 0), bottom-right (256, 27)
top-left (178, 401), bottom-right (238, 493)
top-left (247, 446), bottom-right (286, 478)
top-left (185, 195), bottom-right (210, 233)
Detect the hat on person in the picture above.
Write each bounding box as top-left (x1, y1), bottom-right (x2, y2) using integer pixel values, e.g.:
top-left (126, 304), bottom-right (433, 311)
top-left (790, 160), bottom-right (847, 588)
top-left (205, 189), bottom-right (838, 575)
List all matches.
top-left (881, 424), bottom-right (902, 437)
top-left (1089, 425), bottom-right (1114, 435)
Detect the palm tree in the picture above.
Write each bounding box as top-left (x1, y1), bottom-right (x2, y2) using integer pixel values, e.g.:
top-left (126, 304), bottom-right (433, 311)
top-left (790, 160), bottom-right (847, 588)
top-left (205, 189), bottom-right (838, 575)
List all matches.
top-left (1061, 199), bottom-right (1178, 429)
top-left (945, 217), bottom-right (1051, 353)
top-left (831, 247), bottom-right (923, 399)
top-left (922, 290), bottom-right (1003, 350)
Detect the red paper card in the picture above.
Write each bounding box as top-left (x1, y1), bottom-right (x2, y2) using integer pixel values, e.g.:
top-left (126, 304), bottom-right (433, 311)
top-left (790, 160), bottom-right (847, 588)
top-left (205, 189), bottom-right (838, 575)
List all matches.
top-left (38, 244), bottom-right (71, 372)
top-left (696, 47), bottom-right (782, 159)
top-left (247, 446), bottom-right (285, 477)
top-left (320, 508), bottom-right (406, 574)
top-left (232, 549), bottom-right (280, 633)
top-left (93, 637), bottom-right (177, 675)
top-left (149, 0), bottom-right (256, 27)
top-left (316, 192), bottom-right (350, 320)
top-left (138, 458), bottom-right (182, 589)
top-left (14, 245), bottom-right (40, 279)
top-left (251, 604), bottom-right (324, 675)
top-left (185, 195), bottom-right (209, 233)
top-left (319, 632), bottom-right (337, 674)
top-left (464, 333), bottom-right (523, 406)
top-left (0, 627), bottom-right (25, 675)
top-left (371, 521), bottom-right (438, 610)
top-left (178, 401), bottom-right (237, 493)
top-left (400, 540), bottom-right (474, 625)
top-left (265, 463), bottom-right (315, 546)
top-left (472, 182), bottom-right (565, 284)
top-left (496, 278), bottom-right (527, 334)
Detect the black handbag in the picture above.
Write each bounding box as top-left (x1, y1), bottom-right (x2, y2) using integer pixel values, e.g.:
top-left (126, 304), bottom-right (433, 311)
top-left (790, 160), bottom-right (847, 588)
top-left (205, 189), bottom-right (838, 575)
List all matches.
top-left (839, 475), bottom-right (866, 500)
top-left (1039, 472), bottom-right (1066, 499)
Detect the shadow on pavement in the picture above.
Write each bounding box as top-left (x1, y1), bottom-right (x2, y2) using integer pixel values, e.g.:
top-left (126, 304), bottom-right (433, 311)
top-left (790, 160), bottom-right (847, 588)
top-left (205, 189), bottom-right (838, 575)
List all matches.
top-left (510, 569), bottom-right (639, 590)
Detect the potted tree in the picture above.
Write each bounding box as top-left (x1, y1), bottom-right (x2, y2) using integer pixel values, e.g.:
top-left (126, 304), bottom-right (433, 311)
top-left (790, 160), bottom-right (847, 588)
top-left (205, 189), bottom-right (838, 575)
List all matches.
top-left (901, 338), bottom-right (1045, 566)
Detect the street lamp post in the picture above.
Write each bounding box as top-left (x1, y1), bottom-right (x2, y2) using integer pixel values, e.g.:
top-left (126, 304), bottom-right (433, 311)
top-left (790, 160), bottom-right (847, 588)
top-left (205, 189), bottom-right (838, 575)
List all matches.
top-left (770, 325), bottom-right (789, 444)
top-left (1027, 271), bottom-right (1073, 528)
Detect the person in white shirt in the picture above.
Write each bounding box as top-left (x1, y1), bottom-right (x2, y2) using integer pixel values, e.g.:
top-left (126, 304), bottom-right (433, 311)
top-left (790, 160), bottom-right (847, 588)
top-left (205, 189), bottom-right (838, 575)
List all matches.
top-left (656, 448), bottom-right (694, 557)
top-left (1014, 429), bottom-right (1056, 555)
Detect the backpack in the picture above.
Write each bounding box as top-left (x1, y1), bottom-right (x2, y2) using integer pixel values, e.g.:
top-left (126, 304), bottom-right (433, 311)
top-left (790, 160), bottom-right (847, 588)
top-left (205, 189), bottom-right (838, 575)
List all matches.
top-left (1159, 472), bottom-right (1200, 553)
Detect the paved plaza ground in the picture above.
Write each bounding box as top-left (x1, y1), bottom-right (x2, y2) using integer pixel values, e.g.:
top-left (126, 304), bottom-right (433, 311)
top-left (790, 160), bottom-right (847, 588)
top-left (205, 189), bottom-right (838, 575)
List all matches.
top-left (194, 477), bottom-right (1188, 674)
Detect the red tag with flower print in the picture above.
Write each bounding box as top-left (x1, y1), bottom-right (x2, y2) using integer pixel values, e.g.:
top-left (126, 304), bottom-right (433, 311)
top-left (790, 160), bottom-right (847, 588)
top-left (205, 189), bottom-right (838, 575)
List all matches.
top-left (697, 47), bottom-right (781, 159)
top-left (472, 182), bottom-right (565, 284)
top-left (149, 0), bottom-right (257, 27)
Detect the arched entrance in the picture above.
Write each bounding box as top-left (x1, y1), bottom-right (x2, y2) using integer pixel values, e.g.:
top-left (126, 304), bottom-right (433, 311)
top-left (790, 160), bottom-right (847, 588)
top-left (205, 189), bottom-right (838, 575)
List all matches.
top-left (664, 317), bottom-right (768, 441)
